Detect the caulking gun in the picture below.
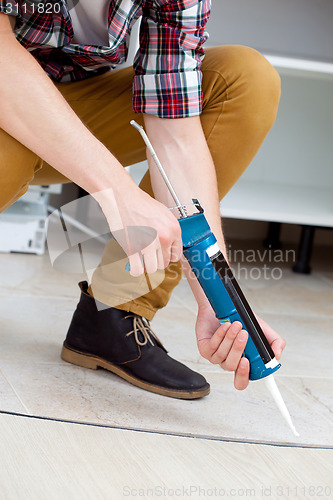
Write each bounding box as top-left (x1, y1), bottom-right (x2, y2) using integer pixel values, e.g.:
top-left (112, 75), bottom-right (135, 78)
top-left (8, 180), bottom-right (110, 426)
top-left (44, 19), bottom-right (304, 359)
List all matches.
top-left (131, 120), bottom-right (299, 436)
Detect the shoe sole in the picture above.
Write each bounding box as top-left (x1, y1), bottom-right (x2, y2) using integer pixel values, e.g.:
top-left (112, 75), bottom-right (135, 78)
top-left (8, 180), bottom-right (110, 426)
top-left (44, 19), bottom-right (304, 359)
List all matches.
top-left (61, 344), bottom-right (210, 400)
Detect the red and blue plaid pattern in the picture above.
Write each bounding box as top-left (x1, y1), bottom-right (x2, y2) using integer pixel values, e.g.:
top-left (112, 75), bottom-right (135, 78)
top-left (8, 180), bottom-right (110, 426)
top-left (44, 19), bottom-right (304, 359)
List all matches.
top-left (0, 0), bottom-right (210, 117)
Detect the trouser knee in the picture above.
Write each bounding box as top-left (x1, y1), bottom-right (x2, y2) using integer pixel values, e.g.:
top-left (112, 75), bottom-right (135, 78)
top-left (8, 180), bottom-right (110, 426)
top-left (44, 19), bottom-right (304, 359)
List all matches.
top-left (202, 45), bottom-right (281, 132)
top-left (200, 46), bottom-right (281, 200)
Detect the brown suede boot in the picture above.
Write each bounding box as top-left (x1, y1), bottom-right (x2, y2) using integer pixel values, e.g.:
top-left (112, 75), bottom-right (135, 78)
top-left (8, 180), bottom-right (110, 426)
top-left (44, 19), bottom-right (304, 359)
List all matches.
top-left (62, 282), bottom-right (210, 399)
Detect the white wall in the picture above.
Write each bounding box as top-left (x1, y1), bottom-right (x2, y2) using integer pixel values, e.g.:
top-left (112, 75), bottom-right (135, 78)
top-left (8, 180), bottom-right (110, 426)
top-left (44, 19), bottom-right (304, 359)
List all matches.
top-left (206, 1), bottom-right (333, 246)
top-left (206, 0), bottom-right (333, 62)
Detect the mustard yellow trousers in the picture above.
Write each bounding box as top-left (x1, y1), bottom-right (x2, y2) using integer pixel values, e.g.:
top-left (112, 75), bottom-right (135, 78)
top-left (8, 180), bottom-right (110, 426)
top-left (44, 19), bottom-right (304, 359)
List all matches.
top-left (0, 46), bottom-right (280, 320)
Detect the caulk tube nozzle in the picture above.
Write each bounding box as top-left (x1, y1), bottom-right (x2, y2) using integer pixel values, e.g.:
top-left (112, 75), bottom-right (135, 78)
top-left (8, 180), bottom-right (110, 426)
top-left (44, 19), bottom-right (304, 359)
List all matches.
top-left (264, 375), bottom-right (299, 437)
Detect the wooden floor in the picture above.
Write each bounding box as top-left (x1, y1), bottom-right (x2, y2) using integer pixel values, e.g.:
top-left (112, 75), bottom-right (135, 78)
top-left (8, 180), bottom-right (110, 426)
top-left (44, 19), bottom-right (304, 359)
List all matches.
top-left (0, 248), bottom-right (332, 447)
top-left (0, 243), bottom-right (332, 498)
top-left (1, 412), bottom-right (332, 500)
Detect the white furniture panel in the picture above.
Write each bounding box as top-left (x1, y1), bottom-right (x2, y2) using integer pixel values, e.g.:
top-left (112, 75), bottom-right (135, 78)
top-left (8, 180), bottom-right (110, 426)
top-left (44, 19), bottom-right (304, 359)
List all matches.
top-left (206, 1), bottom-right (333, 228)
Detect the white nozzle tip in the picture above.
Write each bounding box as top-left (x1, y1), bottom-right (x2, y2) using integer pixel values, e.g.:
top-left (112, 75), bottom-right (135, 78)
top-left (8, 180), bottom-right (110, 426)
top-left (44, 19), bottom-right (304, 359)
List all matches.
top-left (264, 375), bottom-right (300, 438)
top-left (292, 427), bottom-right (300, 437)
top-left (130, 120), bottom-right (142, 130)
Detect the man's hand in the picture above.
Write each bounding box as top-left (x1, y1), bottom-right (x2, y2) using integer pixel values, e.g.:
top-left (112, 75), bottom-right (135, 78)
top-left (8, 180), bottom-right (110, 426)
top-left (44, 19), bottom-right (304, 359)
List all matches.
top-left (195, 303), bottom-right (286, 390)
top-left (94, 186), bottom-right (183, 277)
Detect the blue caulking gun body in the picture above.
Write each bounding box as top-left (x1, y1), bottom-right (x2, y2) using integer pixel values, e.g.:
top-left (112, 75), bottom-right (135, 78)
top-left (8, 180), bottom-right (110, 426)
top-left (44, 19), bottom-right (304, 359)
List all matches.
top-left (179, 207), bottom-right (280, 380)
top-left (130, 120), bottom-right (280, 380)
top-left (130, 120), bottom-right (299, 436)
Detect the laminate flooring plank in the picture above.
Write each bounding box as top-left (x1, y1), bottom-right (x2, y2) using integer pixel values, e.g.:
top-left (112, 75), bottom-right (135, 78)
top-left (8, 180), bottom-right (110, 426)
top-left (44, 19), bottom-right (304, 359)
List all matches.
top-left (0, 413), bottom-right (332, 500)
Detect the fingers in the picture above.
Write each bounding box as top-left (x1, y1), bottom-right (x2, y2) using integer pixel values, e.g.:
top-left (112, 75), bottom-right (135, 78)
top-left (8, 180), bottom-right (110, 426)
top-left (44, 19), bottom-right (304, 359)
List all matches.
top-left (160, 242), bottom-right (172, 270)
top-left (129, 231), bottom-right (179, 276)
top-left (200, 320), bottom-right (249, 391)
top-left (123, 212), bottom-right (182, 276)
top-left (220, 329), bottom-right (248, 372)
top-left (159, 222), bottom-right (182, 266)
top-left (234, 357), bottom-right (250, 391)
top-left (170, 233), bottom-right (183, 262)
top-left (128, 253), bottom-right (144, 277)
top-left (206, 321), bottom-right (248, 370)
top-left (270, 337), bottom-right (286, 360)
top-left (198, 314), bottom-right (285, 392)
top-left (141, 231), bottom-right (179, 275)
top-left (210, 322), bottom-right (244, 365)
top-left (255, 315), bottom-right (286, 360)
top-left (156, 245), bottom-right (165, 270)
top-left (208, 322), bottom-right (231, 354)
top-left (141, 239), bottom-right (159, 275)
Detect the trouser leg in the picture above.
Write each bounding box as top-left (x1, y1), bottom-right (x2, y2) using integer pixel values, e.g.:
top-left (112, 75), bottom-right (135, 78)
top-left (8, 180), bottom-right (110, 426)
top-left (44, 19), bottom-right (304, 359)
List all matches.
top-left (0, 130), bottom-right (43, 213)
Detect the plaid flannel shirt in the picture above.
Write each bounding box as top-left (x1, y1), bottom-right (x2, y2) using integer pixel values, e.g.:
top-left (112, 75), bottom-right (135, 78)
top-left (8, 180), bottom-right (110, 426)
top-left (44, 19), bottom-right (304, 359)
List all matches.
top-left (0, 0), bottom-right (210, 118)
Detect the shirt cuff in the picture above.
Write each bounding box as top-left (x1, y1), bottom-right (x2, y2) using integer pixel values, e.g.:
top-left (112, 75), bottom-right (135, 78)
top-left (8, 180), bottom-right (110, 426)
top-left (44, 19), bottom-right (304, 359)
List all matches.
top-left (133, 70), bottom-right (203, 119)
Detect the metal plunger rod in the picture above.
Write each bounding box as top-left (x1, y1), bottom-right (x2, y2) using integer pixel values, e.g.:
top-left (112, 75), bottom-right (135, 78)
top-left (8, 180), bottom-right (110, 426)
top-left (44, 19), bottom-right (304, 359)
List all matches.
top-left (130, 120), bottom-right (187, 218)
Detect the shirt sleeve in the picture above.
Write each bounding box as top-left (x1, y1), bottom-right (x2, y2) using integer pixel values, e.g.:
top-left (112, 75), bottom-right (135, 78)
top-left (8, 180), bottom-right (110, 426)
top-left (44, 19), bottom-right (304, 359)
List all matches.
top-left (133, 0), bottom-right (211, 119)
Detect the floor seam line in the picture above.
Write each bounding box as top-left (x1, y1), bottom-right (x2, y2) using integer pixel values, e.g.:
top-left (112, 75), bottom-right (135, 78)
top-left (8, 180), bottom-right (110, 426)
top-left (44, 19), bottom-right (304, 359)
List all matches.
top-left (0, 410), bottom-right (332, 450)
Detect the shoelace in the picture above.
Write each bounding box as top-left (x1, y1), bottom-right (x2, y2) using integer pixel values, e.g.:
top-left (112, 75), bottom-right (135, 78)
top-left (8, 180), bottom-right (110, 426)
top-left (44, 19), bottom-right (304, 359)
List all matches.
top-left (124, 314), bottom-right (163, 347)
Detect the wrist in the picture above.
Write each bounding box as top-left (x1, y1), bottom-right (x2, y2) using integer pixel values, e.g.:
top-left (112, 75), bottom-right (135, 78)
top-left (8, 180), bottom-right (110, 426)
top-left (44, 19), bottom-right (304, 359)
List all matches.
top-left (89, 158), bottom-right (134, 193)
top-left (90, 163), bottom-right (141, 228)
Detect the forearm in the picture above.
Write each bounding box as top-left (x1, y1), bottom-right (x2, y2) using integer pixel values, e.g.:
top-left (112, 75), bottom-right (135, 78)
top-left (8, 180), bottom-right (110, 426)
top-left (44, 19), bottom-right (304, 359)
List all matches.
top-left (0, 15), bottom-right (133, 197)
top-left (143, 114), bottom-right (227, 309)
